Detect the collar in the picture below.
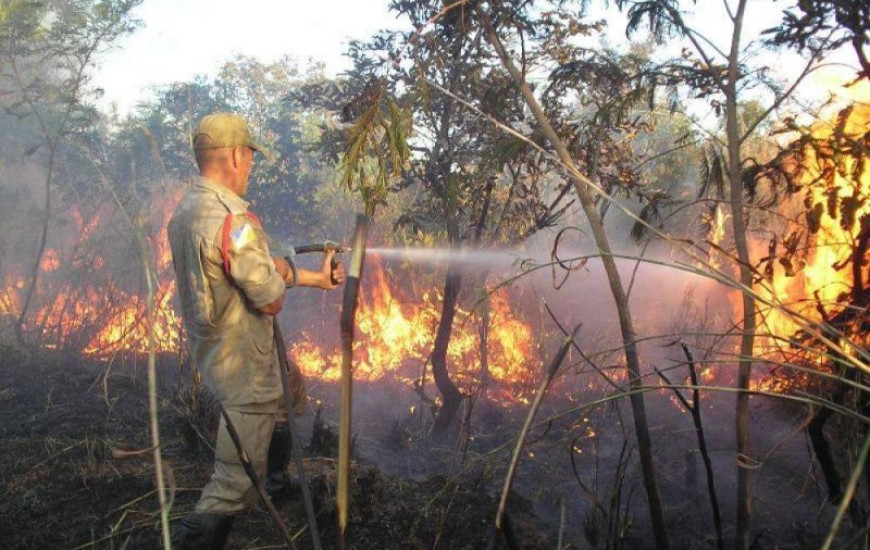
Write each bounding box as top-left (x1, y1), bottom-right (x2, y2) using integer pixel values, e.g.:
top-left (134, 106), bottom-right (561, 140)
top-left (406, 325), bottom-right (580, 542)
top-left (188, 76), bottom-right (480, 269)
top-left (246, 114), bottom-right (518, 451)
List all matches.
top-left (194, 175), bottom-right (249, 211)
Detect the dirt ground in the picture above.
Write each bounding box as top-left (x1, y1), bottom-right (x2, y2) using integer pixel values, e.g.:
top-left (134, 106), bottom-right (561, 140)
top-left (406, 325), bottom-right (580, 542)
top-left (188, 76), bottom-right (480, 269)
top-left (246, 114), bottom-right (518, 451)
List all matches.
top-left (0, 344), bottom-right (560, 549)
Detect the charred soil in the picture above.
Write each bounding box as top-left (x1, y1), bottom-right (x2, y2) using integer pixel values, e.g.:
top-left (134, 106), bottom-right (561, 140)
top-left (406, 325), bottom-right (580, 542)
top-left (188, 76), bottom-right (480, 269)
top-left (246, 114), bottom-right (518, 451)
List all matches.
top-left (0, 345), bottom-right (559, 549)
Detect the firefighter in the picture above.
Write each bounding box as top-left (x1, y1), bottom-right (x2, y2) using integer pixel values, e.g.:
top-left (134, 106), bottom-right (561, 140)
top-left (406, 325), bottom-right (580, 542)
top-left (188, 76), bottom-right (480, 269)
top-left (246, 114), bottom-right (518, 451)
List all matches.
top-left (168, 112), bottom-right (345, 549)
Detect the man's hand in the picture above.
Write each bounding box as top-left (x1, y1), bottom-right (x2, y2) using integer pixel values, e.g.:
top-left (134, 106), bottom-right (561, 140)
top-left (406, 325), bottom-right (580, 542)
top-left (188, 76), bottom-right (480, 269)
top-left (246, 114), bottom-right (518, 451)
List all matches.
top-left (272, 251), bottom-right (346, 290)
top-left (322, 249), bottom-right (346, 290)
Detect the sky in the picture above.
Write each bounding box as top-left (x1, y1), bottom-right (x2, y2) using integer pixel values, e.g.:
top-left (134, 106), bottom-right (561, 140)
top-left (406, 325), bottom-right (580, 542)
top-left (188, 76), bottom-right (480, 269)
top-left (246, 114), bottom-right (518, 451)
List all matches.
top-left (91, 0), bottom-right (864, 119)
top-left (93, 0), bottom-right (404, 115)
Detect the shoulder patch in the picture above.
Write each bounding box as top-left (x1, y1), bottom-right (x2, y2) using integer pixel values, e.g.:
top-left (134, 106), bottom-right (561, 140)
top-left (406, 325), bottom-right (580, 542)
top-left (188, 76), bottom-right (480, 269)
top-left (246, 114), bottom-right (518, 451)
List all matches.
top-left (231, 223), bottom-right (256, 250)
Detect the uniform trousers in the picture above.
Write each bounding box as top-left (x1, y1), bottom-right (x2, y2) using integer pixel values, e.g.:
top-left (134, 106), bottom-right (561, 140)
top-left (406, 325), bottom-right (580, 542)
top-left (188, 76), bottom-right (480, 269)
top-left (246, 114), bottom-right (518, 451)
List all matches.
top-left (195, 399), bottom-right (286, 513)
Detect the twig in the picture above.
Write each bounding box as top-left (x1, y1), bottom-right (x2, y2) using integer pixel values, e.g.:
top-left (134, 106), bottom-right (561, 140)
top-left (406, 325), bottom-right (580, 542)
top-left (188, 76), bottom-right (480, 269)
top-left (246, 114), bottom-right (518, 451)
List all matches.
top-left (569, 435), bottom-right (608, 516)
top-left (681, 344), bottom-right (724, 550)
top-left (488, 325), bottom-right (580, 549)
top-left (606, 441), bottom-right (634, 548)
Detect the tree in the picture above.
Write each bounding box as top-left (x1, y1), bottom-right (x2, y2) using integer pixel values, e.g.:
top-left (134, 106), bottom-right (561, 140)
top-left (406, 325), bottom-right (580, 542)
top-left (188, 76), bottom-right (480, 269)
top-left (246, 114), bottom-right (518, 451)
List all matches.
top-left (0, 0), bottom-right (143, 344)
top-left (608, 0), bottom-right (866, 546)
top-left (300, 0), bottom-right (602, 438)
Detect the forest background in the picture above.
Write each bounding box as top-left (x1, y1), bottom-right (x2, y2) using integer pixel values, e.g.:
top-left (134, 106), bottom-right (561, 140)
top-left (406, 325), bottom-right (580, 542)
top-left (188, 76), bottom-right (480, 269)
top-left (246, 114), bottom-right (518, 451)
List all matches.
top-left (1, 0), bottom-right (870, 549)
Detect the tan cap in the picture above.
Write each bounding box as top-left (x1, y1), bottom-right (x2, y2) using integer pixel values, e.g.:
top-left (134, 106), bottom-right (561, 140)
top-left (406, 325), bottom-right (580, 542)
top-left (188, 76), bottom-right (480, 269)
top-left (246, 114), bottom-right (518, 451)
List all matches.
top-left (192, 112), bottom-right (268, 156)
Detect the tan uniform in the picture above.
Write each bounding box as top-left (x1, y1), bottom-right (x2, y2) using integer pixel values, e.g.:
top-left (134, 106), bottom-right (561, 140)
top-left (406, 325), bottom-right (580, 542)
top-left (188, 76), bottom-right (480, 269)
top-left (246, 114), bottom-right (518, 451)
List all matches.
top-left (169, 176), bottom-right (295, 513)
top-left (169, 176), bottom-right (285, 408)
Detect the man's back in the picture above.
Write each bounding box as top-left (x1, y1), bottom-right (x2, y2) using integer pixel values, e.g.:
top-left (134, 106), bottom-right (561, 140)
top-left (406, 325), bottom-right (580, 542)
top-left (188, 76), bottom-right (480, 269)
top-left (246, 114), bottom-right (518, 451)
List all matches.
top-left (168, 176), bottom-right (284, 408)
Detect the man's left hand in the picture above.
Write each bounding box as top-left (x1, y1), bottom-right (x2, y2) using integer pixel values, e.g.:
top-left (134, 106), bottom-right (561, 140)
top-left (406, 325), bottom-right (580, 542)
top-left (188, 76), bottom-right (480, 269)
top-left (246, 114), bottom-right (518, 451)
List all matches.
top-left (321, 250), bottom-right (346, 290)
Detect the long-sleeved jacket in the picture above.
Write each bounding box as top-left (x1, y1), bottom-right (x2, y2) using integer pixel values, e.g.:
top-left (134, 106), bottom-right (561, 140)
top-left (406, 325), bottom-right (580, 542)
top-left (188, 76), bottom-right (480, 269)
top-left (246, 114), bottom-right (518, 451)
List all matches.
top-left (168, 176), bottom-right (285, 409)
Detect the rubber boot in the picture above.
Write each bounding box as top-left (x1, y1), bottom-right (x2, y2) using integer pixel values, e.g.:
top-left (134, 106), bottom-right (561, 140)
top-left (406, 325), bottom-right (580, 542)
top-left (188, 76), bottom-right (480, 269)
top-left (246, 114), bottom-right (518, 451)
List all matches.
top-left (265, 421), bottom-right (294, 496)
top-left (172, 512), bottom-right (234, 550)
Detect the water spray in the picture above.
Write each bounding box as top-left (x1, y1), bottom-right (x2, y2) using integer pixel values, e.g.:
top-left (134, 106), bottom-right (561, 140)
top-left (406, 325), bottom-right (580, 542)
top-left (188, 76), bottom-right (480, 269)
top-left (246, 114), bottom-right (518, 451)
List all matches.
top-left (367, 247), bottom-right (521, 268)
top-left (289, 241), bottom-right (582, 274)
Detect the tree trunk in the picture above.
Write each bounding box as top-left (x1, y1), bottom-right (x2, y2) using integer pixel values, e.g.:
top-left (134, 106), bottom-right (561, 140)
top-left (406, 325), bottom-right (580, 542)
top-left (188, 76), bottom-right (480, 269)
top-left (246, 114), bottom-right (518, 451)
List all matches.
top-left (15, 145), bottom-right (54, 345)
top-left (476, 9), bottom-right (669, 548)
top-left (479, 292), bottom-right (490, 404)
top-left (724, 2), bottom-right (754, 547)
top-left (431, 268), bottom-right (464, 439)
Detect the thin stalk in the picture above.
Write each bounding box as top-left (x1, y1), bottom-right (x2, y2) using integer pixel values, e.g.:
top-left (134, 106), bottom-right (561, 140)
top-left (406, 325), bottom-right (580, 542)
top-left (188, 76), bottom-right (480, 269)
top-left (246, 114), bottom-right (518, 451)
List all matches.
top-left (682, 344), bottom-right (724, 550)
top-left (139, 230), bottom-right (172, 549)
top-left (338, 215), bottom-right (369, 550)
top-left (821, 429), bottom-right (870, 550)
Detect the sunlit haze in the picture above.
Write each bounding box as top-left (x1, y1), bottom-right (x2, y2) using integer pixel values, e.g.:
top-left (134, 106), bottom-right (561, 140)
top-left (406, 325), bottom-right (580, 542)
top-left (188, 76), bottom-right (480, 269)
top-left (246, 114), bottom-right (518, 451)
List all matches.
top-left (93, 0), bottom-right (403, 115)
top-left (91, 0), bottom-right (863, 121)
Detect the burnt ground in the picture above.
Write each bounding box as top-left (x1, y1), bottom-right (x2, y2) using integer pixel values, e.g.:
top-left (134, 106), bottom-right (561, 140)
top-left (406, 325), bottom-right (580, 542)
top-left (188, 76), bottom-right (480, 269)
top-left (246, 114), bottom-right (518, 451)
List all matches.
top-left (0, 344), bottom-right (560, 550)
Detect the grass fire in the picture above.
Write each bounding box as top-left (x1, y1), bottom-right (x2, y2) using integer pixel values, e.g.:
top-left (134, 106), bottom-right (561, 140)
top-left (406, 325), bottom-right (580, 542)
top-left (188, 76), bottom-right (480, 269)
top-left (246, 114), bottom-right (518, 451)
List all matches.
top-left (1, 1), bottom-right (870, 549)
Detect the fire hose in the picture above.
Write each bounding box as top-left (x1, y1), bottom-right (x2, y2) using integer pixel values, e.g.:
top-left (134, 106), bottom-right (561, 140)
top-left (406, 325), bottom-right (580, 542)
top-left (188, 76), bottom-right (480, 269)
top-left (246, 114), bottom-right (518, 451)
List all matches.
top-left (282, 240), bottom-right (349, 288)
top-left (272, 239), bottom-right (350, 550)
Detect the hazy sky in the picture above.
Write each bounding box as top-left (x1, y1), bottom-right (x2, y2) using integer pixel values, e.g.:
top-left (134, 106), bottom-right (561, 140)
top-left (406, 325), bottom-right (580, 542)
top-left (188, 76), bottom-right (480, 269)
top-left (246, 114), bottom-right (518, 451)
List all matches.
top-left (93, 0), bottom-right (404, 115)
top-left (91, 0), bottom-right (863, 118)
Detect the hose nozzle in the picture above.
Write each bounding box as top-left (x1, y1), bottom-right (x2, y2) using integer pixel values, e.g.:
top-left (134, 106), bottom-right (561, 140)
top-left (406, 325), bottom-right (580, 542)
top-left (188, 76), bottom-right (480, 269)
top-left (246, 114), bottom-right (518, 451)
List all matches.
top-left (293, 240), bottom-right (350, 255)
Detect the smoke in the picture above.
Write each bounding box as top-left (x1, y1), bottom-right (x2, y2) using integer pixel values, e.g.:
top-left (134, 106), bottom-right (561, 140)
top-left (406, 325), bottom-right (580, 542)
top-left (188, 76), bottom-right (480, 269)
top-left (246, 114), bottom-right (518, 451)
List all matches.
top-left (301, 249), bottom-right (831, 548)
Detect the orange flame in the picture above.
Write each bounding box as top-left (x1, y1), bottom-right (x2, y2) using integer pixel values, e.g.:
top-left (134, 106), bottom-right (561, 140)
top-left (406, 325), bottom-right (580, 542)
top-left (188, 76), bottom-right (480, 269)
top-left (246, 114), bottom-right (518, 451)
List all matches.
top-left (749, 102), bottom-right (870, 392)
top-left (291, 259), bottom-right (540, 402)
top-left (0, 199), bottom-right (181, 355)
top-left (759, 104), bottom-right (870, 342)
top-left (704, 203), bottom-right (729, 269)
